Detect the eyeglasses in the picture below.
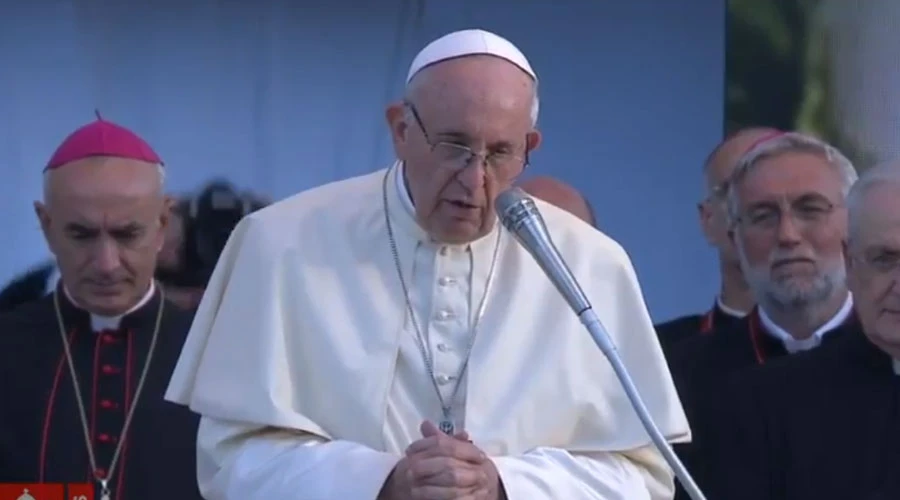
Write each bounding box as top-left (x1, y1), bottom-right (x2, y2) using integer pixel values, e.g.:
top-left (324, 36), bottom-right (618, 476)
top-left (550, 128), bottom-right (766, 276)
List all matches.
top-left (404, 101), bottom-right (529, 180)
top-left (733, 196), bottom-right (841, 233)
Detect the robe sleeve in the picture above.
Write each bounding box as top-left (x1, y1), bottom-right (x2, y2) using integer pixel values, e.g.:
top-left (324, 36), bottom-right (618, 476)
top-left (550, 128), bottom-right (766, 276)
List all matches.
top-left (492, 445), bottom-right (672, 500)
top-left (196, 417), bottom-right (401, 500)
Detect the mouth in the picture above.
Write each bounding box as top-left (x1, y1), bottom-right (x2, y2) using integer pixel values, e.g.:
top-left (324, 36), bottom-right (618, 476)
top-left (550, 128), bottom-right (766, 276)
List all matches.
top-left (772, 257), bottom-right (815, 270)
top-left (447, 200), bottom-right (480, 210)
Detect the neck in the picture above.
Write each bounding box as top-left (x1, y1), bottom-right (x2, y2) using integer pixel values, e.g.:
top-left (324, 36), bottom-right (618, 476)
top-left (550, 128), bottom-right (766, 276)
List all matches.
top-left (719, 259), bottom-right (754, 312)
top-left (763, 289), bottom-right (848, 340)
top-left (64, 281), bottom-right (155, 319)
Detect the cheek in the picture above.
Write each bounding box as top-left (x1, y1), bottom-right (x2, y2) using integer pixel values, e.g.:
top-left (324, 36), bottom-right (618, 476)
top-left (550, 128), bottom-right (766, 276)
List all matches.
top-left (409, 166), bottom-right (454, 213)
top-left (738, 234), bottom-right (772, 265)
top-left (807, 229), bottom-right (846, 258)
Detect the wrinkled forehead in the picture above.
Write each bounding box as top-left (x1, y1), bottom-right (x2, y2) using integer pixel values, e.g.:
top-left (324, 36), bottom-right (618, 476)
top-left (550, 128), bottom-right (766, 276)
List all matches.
top-left (46, 157), bottom-right (162, 226)
top-left (413, 57), bottom-right (534, 137)
top-left (737, 151), bottom-right (842, 203)
top-left (855, 186), bottom-right (900, 247)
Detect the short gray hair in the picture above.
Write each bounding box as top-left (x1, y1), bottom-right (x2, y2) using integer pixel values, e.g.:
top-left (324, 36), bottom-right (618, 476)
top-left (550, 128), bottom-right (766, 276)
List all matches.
top-left (726, 132), bottom-right (858, 226)
top-left (846, 158), bottom-right (900, 246)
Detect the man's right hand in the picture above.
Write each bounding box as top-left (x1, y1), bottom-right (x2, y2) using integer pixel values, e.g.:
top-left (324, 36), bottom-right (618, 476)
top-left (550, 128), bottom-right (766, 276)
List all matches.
top-left (379, 421), bottom-right (494, 499)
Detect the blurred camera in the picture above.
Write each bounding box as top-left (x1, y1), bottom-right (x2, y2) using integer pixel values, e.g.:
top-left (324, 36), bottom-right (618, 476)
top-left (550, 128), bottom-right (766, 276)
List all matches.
top-left (159, 179), bottom-right (269, 288)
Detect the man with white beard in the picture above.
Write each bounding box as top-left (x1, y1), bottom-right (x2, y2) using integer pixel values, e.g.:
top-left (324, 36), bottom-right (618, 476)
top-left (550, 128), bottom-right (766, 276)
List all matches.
top-left (666, 132), bottom-right (859, 498)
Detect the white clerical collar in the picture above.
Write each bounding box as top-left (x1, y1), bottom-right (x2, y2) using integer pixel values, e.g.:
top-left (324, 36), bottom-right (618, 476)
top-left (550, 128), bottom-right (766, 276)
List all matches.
top-left (716, 296), bottom-right (747, 318)
top-left (395, 161), bottom-right (417, 216)
top-left (758, 293), bottom-right (853, 354)
top-left (63, 281), bottom-right (156, 331)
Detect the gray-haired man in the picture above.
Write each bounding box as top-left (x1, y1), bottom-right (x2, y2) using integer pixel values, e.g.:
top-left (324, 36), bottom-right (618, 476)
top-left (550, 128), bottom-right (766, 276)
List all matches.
top-left (667, 132), bottom-right (859, 499)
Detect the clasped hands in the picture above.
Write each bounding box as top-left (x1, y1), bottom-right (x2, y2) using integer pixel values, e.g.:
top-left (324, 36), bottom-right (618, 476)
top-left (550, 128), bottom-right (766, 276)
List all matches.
top-left (381, 420), bottom-right (503, 500)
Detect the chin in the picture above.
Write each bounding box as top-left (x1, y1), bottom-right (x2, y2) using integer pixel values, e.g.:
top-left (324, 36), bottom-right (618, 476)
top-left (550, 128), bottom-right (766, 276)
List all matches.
top-left (83, 293), bottom-right (135, 316)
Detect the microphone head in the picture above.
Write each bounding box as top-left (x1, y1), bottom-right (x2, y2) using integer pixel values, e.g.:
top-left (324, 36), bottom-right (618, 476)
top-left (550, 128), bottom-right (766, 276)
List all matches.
top-left (495, 187), bottom-right (539, 233)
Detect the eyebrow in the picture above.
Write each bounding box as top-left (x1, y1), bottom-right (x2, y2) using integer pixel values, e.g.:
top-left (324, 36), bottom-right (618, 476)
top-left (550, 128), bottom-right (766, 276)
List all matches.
top-left (435, 131), bottom-right (517, 149)
top-left (63, 221), bottom-right (143, 233)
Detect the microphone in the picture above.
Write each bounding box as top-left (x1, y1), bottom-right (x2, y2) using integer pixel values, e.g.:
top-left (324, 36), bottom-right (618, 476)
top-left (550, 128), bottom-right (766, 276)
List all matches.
top-left (495, 188), bottom-right (707, 500)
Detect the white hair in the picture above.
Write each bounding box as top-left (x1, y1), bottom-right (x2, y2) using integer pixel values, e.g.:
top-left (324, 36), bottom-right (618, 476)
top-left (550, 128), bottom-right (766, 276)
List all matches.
top-left (42, 163), bottom-right (166, 203)
top-left (846, 158), bottom-right (900, 247)
top-left (726, 132), bottom-right (858, 226)
top-left (404, 64), bottom-right (540, 127)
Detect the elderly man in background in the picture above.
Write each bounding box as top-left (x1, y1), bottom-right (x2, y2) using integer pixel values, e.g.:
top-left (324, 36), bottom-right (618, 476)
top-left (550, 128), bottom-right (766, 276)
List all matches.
top-left (519, 175), bottom-right (597, 226)
top-left (707, 159), bottom-right (900, 499)
top-left (165, 29), bottom-right (688, 500)
top-left (656, 127), bottom-right (780, 351)
top-left (667, 131), bottom-right (858, 498)
top-left (0, 117), bottom-right (202, 500)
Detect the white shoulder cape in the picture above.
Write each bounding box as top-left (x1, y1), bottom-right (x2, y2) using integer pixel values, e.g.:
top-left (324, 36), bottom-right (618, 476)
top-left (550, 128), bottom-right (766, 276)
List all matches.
top-left (166, 166), bottom-right (689, 456)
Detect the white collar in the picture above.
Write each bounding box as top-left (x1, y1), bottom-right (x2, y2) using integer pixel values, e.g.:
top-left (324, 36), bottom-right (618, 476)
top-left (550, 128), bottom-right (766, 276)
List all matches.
top-left (395, 161), bottom-right (417, 216)
top-left (716, 296), bottom-right (748, 318)
top-left (758, 293), bottom-right (853, 353)
top-left (893, 359), bottom-right (900, 375)
top-left (63, 281), bottom-right (157, 331)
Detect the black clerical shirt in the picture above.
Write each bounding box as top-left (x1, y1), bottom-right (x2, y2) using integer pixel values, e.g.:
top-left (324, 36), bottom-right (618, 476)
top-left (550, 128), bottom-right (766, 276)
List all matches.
top-left (706, 323), bottom-right (899, 500)
top-left (667, 307), bottom-right (853, 500)
top-left (0, 284), bottom-right (202, 500)
top-left (655, 299), bottom-right (745, 353)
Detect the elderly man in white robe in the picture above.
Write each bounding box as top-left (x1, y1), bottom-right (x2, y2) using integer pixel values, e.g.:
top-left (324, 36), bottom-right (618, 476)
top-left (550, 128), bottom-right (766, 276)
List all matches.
top-left (165, 29), bottom-right (689, 500)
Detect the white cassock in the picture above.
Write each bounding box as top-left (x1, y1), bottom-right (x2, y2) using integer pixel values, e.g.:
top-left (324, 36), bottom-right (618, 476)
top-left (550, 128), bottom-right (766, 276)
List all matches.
top-left (165, 163), bottom-right (690, 500)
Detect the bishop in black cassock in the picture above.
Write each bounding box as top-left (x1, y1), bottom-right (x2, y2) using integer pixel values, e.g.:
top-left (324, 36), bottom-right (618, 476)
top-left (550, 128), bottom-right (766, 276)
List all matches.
top-left (667, 130), bottom-right (861, 499)
top-left (655, 128), bottom-right (784, 352)
top-left (705, 320), bottom-right (898, 499)
top-left (0, 283), bottom-right (200, 499)
top-left (0, 116), bottom-right (201, 500)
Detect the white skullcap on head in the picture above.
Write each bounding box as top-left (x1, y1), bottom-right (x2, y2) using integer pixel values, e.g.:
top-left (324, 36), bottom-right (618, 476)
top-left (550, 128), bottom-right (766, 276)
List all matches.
top-left (406, 29), bottom-right (537, 84)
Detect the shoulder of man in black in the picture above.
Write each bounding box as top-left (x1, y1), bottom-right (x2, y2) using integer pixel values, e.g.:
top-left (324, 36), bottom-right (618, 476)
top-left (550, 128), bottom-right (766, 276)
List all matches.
top-left (665, 316), bottom-right (755, 500)
top-left (703, 324), bottom-right (898, 500)
top-left (0, 261), bottom-right (55, 312)
top-left (0, 294), bottom-right (60, 348)
top-left (655, 313), bottom-right (704, 353)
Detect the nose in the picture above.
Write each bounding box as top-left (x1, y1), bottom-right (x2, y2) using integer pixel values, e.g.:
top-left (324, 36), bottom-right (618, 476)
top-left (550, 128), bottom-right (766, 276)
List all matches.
top-left (775, 212), bottom-right (803, 247)
top-left (455, 160), bottom-right (487, 195)
top-left (92, 239), bottom-right (122, 273)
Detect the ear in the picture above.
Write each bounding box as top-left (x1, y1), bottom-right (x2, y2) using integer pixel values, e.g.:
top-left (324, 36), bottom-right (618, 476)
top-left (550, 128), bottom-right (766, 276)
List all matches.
top-left (34, 201), bottom-right (51, 234)
top-left (156, 197), bottom-right (173, 252)
top-left (385, 101), bottom-right (409, 155)
top-left (842, 240), bottom-right (853, 271)
top-left (526, 129), bottom-right (542, 152)
top-left (34, 201), bottom-right (56, 254)
top-left (697, 200), bottom-right (711, 227)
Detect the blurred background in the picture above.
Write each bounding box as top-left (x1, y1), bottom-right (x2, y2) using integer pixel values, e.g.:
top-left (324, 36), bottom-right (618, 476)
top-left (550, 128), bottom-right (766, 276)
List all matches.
top-left (0, 0), bottom-right (724, 321)
top-left (726, 0), bottom-right (899, 171)
top-left (5, 0), bottom-right (895, 321)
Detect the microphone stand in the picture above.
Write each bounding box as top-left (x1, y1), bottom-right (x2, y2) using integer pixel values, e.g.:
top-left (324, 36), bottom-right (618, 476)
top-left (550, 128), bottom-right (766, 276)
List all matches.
top-left (579, 307), bottom-right (707, 500)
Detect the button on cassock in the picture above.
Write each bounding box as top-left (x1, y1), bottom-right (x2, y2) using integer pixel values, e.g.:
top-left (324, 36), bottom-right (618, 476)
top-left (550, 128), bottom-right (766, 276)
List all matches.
top-left (435, 310), bottom-right (454, 320)
top-left (438, 276), bottom-right (456, 286)
top-left (435, 374), bottom-right (455, 385)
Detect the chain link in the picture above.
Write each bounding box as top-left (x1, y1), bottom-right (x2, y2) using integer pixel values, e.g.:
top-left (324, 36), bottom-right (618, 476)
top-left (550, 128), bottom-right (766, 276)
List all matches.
top-left (381, 167), bottom-right (502, 431)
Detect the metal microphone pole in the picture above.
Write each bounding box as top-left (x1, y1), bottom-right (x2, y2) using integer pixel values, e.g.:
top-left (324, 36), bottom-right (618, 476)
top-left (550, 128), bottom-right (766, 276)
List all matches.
top-left (495, 189), bottom-right (707, 500)
top-left (579, 307), bottom-right (707, 500)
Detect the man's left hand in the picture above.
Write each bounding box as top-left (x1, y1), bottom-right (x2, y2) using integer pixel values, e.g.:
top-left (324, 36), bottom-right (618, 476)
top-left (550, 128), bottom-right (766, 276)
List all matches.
top-left (404, 420), bottom-right (502, 499)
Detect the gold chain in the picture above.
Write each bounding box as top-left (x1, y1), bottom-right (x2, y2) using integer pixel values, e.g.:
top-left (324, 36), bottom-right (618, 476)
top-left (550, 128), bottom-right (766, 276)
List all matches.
top-left (52, 283), bottom-right (165, 499)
